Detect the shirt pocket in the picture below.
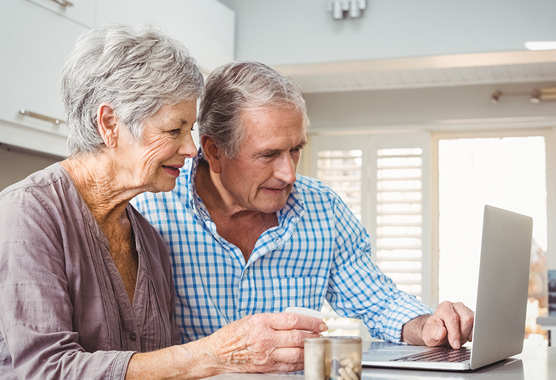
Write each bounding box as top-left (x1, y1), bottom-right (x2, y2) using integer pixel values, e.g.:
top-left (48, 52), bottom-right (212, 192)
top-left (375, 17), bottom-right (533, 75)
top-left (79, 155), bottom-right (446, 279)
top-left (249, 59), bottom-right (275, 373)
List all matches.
top-left (270, 276), bottom-right (327, 311)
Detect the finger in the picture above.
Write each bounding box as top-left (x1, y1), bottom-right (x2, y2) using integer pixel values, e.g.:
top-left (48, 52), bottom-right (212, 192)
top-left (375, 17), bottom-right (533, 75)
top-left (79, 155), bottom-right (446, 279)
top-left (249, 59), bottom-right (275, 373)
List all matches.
top-left (422, 316), bottom-right (448, 346)
top-left (270, 346), bottom-right (305, 364)
top-left (453, 303), bottom-right (475, 344)
top-left (435, 302), bottom-right (463, 348)
top-left (439, 301), bottom-right (476, 349)
top-left (260, 361), bottom-right (304, 374)
top-left (263, 312), bottom-right (328, 333)
top-left (272, 329), bottom-right (321, 348)
top-left (447, 302), bottom-right (474, 346)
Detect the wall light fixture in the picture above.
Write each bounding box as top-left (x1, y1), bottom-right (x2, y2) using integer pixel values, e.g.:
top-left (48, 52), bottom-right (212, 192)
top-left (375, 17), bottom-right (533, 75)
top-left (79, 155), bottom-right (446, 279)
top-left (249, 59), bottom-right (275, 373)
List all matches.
top-left (491, 87), bottom-right (556, 104)
top-left (328, 0), bottom-right (366, 20)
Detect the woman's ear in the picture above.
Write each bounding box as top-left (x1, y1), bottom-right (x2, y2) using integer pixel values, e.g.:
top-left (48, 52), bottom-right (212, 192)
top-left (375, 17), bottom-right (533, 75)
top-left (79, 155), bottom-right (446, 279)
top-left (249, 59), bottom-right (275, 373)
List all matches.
top-left (201, 135), bottom-right (222, 174)
top-left (97, 103), bottom-right (119, 148)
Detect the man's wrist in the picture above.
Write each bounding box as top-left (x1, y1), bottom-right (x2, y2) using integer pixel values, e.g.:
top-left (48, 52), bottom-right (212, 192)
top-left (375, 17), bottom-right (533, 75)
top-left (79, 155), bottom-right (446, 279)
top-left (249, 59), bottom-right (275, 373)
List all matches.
top-left (400, 314), bottom-right (430, 345)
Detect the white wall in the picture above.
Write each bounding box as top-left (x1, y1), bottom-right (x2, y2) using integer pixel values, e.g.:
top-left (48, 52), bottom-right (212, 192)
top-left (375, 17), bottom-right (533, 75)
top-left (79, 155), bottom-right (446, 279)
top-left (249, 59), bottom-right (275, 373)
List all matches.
top-left (97, 0), bottom-right (235, 73)
top-left (305, 81), bottom-right (556, 132)
top-left (219, 0), bottom-right (556, 66)
top-left (219, 0), bottom-right (556, 133)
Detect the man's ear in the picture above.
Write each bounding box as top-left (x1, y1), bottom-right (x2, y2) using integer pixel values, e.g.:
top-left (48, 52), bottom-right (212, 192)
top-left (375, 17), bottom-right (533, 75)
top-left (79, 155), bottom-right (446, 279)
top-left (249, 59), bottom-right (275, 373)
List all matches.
top-left (97, 103), bottom-right (119, 148)
top-left (201, 135), bottom-right (222, 174)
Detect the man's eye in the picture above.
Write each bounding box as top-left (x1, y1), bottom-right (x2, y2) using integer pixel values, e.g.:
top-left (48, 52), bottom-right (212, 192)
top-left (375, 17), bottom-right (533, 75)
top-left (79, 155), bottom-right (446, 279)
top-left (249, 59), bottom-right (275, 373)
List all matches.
top-left (169, 129), bottom-right (181, 136)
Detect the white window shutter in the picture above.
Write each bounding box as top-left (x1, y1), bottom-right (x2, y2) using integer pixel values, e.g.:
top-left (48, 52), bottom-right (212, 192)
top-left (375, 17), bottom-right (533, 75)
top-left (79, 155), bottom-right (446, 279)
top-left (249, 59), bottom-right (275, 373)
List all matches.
top-left (310, 135), bottom-right (371, 227)
top-left (309, 134), bottom-right (370, 336)
top-left (308, 132), bottom-right (432, 334)
top-left (369, 133), bottom-right (431, 304)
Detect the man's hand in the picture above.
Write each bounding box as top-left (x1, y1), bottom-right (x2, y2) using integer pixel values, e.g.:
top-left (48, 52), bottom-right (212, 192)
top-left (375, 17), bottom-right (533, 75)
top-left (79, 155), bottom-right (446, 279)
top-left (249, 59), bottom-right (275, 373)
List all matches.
top-left (193, 312), bottom-right (328, 375)
top-left (401, 301), bottom-right (475, 349)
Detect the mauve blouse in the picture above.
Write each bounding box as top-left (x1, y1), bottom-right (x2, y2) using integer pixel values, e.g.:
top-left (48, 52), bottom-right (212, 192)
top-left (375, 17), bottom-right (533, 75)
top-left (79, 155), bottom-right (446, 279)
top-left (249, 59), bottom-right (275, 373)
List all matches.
top-left (0, 163), bottom-right (181, 379)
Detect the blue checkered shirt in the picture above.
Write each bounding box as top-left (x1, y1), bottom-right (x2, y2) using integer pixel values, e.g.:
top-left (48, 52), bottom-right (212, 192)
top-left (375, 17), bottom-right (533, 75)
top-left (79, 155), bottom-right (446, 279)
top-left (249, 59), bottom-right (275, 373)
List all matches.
top-left (132, 154), bottom-right (433, 343)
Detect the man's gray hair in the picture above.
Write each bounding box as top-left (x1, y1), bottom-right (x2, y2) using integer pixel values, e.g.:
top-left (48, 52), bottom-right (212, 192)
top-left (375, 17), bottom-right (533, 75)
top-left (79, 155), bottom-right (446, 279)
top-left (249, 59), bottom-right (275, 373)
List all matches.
top-left (61, 24), bottom-right (204, 155)
top-left (198, 60), bottom-right (309, 158)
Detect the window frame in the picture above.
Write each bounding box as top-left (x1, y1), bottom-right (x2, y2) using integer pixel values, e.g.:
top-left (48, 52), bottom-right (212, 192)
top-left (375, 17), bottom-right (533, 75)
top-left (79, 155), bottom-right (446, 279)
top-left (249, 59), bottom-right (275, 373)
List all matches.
top-left (306, 132), bottom-right (432, 305)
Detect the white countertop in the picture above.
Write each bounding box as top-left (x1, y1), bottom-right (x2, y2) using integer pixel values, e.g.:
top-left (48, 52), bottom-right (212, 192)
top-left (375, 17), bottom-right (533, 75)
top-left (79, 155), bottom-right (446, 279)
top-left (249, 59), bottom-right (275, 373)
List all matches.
top-left (205, 345), bottom-right (556, 380)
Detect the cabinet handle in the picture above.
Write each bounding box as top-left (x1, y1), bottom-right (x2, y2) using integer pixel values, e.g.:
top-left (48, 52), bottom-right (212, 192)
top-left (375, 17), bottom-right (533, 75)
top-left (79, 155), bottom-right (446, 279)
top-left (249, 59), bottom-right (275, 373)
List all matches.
top-left (20, 109), bottom-right (65, 125)
top-left (49, 0), bottom-right (74, 7)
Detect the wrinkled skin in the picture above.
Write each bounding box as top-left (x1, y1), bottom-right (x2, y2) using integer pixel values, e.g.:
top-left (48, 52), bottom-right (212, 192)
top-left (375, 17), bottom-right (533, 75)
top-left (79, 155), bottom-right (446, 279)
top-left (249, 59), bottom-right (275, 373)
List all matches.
top-left (126, 312), bottom-right (326, 379)
top-left (196, 312), bottom-right (327, 374)
top-left (402, 301), bottom-right (475, 349)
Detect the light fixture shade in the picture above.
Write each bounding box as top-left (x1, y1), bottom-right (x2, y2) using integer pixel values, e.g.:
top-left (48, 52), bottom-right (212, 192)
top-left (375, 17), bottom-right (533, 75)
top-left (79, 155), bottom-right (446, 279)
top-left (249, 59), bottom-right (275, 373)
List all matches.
top-left (491, 87), bottom-right (556, 103)
top-left (328, 0), bottom-right (366, 19)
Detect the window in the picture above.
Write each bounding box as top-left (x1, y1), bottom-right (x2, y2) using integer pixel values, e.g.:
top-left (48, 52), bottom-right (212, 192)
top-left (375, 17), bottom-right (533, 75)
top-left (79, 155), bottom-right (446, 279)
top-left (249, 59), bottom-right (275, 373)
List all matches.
top-left (375, 148), bottom-right (424, 298)
top-left (307, 127), bottom-right (556, 343)
top-left (434, 132), bottom-right (550, 341)
top-left (310, 134), bottom-right (430, 302)
top-left (309, 133), bottom-right (430, 337)
top-left (310, 135), bottom-right (369, 336)
top-left (316, 149), bottom-right (363, 221)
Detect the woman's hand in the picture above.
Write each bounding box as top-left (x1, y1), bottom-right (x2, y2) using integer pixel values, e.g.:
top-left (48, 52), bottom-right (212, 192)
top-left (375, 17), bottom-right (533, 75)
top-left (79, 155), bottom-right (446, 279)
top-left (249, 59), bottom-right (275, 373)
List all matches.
top-left (193, 312), bottom-right (328, 375)
top-left (126, 312), bottom-right (327, 379)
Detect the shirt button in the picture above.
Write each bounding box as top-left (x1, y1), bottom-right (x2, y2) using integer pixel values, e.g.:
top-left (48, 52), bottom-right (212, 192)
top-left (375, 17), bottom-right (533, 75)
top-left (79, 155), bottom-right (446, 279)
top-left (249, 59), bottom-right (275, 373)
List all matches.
top-left (130, 332), bottom-right (137, 341)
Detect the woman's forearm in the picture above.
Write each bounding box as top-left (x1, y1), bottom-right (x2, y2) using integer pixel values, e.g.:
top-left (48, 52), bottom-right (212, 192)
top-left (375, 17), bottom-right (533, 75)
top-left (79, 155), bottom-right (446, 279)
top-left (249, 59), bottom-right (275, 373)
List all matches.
top-left (125, 312), bottom-right (327, 379)
top-left (125, 340), bottom-right (220, 380)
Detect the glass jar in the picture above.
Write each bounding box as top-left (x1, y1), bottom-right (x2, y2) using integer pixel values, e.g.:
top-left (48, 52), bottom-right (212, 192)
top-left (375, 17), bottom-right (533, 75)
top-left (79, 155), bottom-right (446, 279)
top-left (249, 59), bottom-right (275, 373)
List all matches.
top-left (304, 336), bottom-right (362, 380)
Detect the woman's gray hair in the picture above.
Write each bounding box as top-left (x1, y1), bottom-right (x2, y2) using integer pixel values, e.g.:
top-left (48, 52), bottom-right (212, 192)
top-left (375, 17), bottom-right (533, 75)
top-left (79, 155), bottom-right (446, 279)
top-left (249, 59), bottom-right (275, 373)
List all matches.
top-left (61, 24), bottom-right (204, 155)
top-left (198, 60), bottom-right (309, 158)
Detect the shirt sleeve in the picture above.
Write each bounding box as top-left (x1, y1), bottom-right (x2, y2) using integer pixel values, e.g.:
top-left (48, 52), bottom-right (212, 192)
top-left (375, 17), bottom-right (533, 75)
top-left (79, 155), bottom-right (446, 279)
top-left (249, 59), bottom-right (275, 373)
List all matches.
top-left (325, 194), bottom-right (434, 342)
top-left (0, 187), bottom-right (134, 380)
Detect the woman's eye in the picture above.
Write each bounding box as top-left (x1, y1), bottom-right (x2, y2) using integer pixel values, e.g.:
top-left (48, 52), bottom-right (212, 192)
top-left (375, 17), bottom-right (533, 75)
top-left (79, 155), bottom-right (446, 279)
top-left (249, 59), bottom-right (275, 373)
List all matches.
top-left (169, 129), bottom-right (181, 136)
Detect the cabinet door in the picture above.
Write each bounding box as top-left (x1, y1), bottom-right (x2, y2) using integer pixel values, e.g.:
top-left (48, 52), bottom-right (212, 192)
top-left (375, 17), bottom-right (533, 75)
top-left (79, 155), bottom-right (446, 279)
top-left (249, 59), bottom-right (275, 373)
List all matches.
top-left (0, 0), bottom-right (89, 156)
top-left (96, 0), bottom-right (235, 74)
top-left (29, 0), bottom-right (96, 28)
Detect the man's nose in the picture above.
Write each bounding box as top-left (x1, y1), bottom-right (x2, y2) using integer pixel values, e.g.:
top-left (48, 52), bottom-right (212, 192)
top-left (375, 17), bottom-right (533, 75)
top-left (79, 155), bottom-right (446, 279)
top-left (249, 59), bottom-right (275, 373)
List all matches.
top-left (275, 153), bottom-right (297, 184)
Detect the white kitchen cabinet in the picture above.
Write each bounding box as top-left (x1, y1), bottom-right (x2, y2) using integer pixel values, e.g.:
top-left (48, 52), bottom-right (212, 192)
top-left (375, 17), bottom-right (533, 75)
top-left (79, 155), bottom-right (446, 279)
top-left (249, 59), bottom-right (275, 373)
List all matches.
top-left (96, 0), bottom-right (235, 74)
top-left (0, 0), bottom-right (234, 158)
top-left (28, 0), bottom-right (96, 28)
top-left (0, 0), bottom-right (92, 157)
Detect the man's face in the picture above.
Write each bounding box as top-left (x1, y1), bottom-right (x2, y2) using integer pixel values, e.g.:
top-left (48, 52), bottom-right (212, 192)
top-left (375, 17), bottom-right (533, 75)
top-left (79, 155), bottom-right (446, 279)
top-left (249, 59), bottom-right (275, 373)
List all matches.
top-left (218, 107), bottom-right (306, 214)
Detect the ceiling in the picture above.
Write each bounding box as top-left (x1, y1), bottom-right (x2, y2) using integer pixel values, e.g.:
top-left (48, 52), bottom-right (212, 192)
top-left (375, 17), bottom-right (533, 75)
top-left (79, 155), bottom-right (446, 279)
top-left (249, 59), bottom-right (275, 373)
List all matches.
top-left (273, 50), bottom-right (556, 94)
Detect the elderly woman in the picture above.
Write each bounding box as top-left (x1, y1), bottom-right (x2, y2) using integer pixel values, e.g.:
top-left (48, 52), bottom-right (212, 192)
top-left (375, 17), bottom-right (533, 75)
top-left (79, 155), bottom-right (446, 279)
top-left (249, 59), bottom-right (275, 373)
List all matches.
top-left (0, 25), bottom-right (325, 379)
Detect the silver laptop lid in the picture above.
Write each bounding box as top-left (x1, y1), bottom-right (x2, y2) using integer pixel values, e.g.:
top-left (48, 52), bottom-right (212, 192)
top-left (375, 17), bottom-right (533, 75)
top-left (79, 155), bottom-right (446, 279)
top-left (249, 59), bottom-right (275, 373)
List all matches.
top-left (361, 205), bottom-right (533, 371)
top-left (470, 205), bottom-right (533, 369)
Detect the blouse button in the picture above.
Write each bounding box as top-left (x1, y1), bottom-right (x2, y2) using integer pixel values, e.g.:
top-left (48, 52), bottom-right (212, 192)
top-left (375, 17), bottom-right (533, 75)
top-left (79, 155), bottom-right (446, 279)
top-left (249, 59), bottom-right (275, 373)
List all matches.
top-left (130, 332), bottom-right (137, 341)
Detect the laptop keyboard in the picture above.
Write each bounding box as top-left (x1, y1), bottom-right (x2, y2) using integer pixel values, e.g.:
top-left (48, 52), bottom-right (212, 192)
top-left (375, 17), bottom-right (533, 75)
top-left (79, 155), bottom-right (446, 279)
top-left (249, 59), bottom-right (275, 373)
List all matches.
top-left (391, 347), bottom-right (471, 362)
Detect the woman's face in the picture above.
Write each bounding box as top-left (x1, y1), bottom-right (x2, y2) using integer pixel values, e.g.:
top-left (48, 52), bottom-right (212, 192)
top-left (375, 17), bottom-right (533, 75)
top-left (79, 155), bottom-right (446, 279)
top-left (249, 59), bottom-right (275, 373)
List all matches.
top-left (118, 100), bottom-right (198, 193)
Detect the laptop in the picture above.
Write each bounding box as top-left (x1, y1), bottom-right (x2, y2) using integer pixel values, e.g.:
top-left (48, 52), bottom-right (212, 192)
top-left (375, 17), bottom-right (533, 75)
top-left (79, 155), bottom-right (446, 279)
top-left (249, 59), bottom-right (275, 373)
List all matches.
top-left (362, 205), bottom-right (533, 371)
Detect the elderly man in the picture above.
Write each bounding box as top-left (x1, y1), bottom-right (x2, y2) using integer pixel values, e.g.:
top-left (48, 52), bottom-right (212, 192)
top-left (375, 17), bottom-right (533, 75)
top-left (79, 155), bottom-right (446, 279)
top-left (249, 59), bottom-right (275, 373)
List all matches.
top-left (133, 60), bottom-right (474, 355)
